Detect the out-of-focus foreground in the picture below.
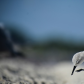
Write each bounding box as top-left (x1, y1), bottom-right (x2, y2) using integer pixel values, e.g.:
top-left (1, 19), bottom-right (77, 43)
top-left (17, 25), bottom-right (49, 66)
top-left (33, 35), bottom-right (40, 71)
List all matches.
top-left (0, 59), bottom-right (84, 84)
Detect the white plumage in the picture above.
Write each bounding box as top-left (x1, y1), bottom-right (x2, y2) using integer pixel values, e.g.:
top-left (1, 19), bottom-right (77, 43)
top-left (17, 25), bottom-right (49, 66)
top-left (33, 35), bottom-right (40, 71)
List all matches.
top-left (71, 51), bottom-right (84, 75)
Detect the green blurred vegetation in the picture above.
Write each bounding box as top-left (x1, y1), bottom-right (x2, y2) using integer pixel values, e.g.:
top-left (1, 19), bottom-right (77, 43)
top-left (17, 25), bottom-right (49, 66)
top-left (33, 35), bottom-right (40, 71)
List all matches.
top-left (33, 39), bottom-right (84, 52)
top-left (4, 24), bottom-right (84, 62)
top-left (6, 24), bottom-right (84, 52)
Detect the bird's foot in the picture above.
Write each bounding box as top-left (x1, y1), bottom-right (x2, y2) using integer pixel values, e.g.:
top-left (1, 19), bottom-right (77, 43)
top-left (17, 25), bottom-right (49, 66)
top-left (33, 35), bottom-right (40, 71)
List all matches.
top-left (75, 69), bottom-right (84, 72)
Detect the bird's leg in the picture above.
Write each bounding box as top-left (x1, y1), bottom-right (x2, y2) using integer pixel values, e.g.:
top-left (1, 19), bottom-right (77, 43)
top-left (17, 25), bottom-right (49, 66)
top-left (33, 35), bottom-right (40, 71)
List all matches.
top-left (75, 69), bottom-right (84, 72)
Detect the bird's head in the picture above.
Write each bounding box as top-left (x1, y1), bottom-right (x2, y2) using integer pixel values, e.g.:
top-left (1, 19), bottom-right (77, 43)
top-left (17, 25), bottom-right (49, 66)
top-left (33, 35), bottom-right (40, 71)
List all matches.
top-left (71, 52), bottom-right (83, 75)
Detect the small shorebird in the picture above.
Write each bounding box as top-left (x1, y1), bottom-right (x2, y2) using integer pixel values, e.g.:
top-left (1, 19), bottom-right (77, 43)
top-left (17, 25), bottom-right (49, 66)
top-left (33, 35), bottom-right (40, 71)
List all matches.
top-left (71, 51), bottom-right (84, 75)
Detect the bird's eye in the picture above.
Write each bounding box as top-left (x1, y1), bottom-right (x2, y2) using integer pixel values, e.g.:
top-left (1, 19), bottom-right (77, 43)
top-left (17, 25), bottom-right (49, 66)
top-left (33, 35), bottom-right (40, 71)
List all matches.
top-left (76, 61), bottom-right (79, 64)
top-left (76, 59), bottom-right (81, 64)
top-left (76, 60), bottom-right (80, 64)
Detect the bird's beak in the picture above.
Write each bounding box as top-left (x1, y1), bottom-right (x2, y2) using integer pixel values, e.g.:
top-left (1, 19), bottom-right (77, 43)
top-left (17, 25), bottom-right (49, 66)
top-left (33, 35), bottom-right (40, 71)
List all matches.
top-left (71, 66), bottom-right (76, 75)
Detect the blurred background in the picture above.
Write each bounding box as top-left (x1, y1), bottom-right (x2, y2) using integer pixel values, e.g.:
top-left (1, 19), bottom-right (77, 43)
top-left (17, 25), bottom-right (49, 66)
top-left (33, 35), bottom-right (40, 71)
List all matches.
top-left (0, 0), bottom-right (84, 64)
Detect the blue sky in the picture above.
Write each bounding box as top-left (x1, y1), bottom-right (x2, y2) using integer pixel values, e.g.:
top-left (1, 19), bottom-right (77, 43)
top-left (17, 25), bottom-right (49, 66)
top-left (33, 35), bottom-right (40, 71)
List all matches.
top-left (0, 0), bottom-right (84, 43)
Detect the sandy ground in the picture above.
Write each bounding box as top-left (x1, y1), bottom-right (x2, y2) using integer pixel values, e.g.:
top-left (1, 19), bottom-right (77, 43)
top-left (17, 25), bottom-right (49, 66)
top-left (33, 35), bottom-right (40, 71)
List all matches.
top-left (0, 58), bottom-right (84, 84)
